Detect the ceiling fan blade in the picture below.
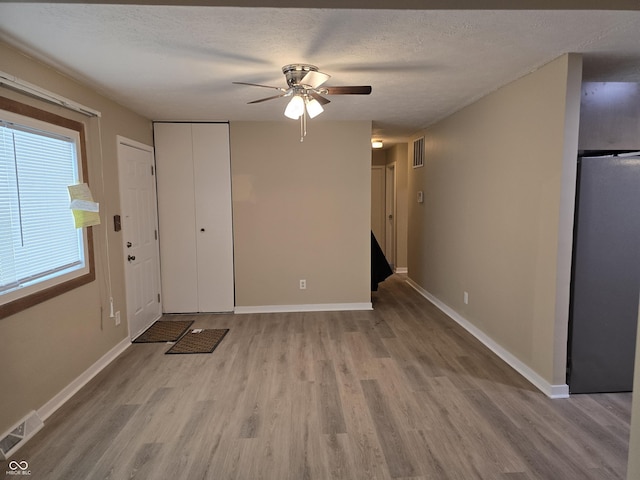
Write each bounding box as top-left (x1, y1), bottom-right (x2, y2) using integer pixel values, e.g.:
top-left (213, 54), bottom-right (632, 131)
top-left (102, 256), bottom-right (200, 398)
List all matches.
top-left (300, 70), bottom-right (331, 89)
top-left (324, 86), bottom-right (372, 95)
top-left (308, 90), bottom-right (331, 105)
top-left (233, 81), bottom-right (286, 92)
top-left (247, 93), bottom-right (288, 104)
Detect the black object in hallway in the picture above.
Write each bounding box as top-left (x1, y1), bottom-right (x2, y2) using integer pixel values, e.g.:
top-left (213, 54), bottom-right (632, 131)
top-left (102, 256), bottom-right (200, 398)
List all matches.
top-left (371, 231), bottom-right (393, 291)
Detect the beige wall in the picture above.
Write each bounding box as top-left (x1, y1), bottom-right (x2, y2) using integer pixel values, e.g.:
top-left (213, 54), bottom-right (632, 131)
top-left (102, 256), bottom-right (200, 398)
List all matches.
top-left (230, 121), bottom-right (372, 307)
top-left (0, 42), bottom-right (152, 434)
top-left (407, 54), bottom-right (582, 389)
top-left (371, 149), bottom-right (387, 166)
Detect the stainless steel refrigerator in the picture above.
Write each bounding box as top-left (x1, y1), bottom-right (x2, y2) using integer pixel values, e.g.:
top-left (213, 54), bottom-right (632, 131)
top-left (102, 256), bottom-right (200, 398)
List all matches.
top-left (568, 153), bottom-right (640, 393)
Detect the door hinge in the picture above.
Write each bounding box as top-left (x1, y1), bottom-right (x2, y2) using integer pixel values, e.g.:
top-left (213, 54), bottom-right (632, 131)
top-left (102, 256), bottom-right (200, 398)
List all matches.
top-left (154, 229), bottom-right (158, 240)
top-left (157, 293), bottom-right (161, 303)
top-left (151, 165), bottom-right (155, 176)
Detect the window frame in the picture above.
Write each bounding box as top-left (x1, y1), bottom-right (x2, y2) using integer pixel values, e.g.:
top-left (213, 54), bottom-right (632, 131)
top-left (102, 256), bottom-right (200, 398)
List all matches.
top-left (0, 96), bottom-right (95, 319)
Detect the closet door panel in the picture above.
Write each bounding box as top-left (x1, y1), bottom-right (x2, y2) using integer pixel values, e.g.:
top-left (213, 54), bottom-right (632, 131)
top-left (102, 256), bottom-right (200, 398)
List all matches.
top-left (154, 123), bottom-right (199, 312)
top-left (192, 123), bottom-right (235, 312)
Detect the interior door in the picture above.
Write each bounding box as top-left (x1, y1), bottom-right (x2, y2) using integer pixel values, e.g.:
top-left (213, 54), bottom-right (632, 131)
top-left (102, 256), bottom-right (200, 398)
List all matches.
top-left (569, 155), bottom-right (640, 393)
top-left (154, 123), bottom-right (198, 312)
top-left (117, 137), bottom-right (162, 340)
top-left (191, 124), bottom-right (235, 312)
top-left (385, 164), bottom-right (396, 268)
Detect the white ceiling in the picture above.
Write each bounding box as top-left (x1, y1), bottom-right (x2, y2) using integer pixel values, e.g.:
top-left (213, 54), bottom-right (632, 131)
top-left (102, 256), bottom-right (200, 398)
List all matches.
top-left (1, 3), bottom-right (639, 145)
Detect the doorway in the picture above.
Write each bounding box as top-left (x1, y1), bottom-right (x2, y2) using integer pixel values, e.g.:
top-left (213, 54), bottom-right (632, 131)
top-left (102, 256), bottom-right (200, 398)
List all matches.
top-left (371, 165), bottom-right (386, 252)
top-left (117, 137), bottom-right (162, 340)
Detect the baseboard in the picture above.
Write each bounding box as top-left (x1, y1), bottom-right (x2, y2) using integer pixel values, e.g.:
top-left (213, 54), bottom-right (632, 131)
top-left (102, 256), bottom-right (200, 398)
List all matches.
top-left (235, 302), bottom-right (373, 314)
top-left (405, 278), bottom-right (569, 399)
top-left (37, 336), bottom-right (132, 422)
top-left (395, 267), bottom-right (408, 274)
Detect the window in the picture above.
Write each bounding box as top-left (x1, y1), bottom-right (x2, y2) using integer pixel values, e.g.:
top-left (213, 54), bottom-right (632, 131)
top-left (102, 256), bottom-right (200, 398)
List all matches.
top-left (0, 97), bottom-right (94, 319)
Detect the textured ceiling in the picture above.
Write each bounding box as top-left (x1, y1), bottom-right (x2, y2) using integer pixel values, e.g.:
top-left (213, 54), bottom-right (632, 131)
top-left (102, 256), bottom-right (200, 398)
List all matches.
top-left (0, 4), bottom-right (639, 144)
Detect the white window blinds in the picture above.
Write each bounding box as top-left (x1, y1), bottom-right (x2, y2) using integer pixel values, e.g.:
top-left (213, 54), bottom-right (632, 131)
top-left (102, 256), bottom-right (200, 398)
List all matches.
top-left (0, 121), bottom-right (84, 295)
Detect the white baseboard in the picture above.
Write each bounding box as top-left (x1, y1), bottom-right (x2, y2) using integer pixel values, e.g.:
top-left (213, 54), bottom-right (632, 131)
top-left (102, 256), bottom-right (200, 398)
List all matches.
top-left (37, 337), bottom-right (131, 422)
top-left (405, 278), bottom-right (569, 399)
top-left (395, 267), bottom-right (408, 274)
top-left (235, 302), bottom-right (373, 314)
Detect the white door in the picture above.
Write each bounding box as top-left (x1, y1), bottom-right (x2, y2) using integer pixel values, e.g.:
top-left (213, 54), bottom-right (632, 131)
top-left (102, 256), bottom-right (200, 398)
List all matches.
top-left (191, 124), bottom-right (235, 312)
top-left (385, 164), bottom-right (396, 268)
top-left (117, 137), bottom-right (162, 339)
top-left (154, 123), bottom-right (198, 312)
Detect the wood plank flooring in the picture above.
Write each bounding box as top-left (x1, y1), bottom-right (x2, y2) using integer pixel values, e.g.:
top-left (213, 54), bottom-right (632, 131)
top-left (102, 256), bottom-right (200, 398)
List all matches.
top-left (2, 275), bottom-right (631, 479)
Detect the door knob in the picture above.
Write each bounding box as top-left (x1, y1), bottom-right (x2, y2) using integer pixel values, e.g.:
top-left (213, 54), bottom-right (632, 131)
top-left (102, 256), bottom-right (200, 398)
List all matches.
top-left (127, 255), bottom-right (136, 262)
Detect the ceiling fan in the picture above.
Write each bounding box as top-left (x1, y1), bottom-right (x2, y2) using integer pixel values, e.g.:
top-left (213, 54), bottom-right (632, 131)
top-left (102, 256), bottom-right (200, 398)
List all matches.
top-left (233, 64), bottom-right (372, 141)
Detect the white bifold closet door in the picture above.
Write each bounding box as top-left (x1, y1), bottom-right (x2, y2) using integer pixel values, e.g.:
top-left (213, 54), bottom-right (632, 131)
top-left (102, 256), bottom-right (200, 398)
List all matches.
top-left (154, 122), bottom-right (234, 313)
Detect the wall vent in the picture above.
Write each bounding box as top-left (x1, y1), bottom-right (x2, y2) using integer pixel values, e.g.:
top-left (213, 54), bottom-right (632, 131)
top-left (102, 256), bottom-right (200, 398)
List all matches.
top-left (413, 136), bottom-right (425, 168)
top-left (0, 411), bottom-right (44, 460)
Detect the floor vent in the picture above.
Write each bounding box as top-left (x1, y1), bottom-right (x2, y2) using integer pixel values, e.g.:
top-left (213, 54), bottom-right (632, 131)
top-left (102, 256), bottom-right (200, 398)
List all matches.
top-left (0, 411), bottom-right (44, 460)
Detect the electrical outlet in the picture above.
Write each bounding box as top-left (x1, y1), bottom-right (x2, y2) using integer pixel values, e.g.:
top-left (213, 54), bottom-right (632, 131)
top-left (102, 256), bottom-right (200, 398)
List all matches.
top-left (299, 279), bottom-right (306, 290)
top-left (115, 311), bottom-right (121, 326)
top-left (463, 291), bottom-right (469, 305)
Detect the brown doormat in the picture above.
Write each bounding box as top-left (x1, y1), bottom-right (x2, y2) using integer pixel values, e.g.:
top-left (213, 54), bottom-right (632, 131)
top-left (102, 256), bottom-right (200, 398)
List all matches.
top-left (165, 329), bottom-right (229, 354)
top-left (133, 320), bottom-right (194, 343)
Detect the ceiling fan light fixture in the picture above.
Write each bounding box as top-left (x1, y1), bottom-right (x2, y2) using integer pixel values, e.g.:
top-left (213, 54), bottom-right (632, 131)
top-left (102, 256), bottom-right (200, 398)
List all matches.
top-left (284, 95), bottom-right (305, 119)
top-left (372, 140), bottom-right (383, 149)
top-left (234, 64), bottom-right (371, 140)
top-left (305, 97), bottom-right (324, 119)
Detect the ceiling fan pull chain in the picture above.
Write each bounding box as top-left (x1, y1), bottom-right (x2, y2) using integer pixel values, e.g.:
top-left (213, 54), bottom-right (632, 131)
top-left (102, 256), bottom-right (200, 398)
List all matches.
top-left (303, 109), bottom-right (307, 140)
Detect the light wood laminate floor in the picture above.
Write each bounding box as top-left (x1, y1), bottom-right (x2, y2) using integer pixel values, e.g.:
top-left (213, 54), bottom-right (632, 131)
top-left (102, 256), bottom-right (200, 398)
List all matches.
top-left (2, 275), bottom-right (631, 479)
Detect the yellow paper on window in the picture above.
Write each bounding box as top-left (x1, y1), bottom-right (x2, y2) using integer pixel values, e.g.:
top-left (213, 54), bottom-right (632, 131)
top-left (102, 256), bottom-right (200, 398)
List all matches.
top-left (68, 183), bottom-right (101, 228)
